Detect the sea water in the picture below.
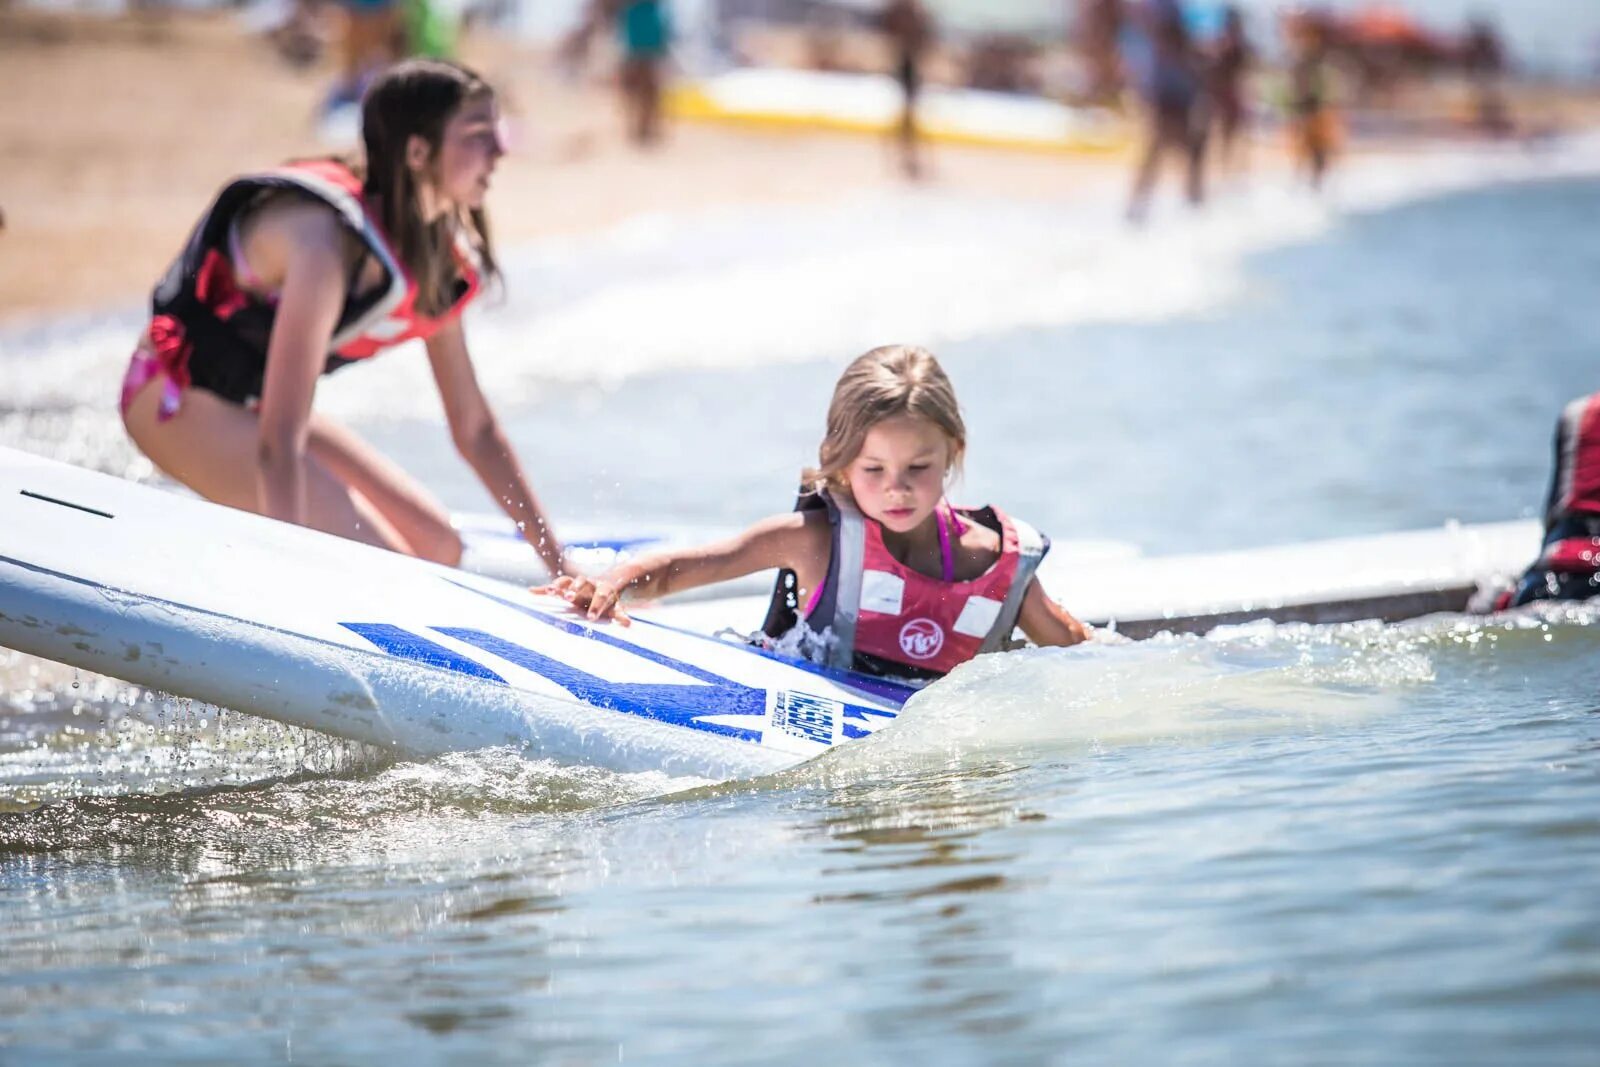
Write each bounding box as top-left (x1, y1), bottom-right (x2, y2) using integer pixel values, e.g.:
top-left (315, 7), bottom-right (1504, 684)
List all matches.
top-left (2, 142), bottom-right (1599, 1062)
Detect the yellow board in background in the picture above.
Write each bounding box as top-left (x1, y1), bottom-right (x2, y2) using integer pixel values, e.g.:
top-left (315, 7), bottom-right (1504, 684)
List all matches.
top-left (667, 68), bottom-right (1132, 156)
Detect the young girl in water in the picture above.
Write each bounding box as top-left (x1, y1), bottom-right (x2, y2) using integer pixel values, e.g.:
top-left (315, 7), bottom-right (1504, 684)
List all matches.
top-left (120, 59), bottom-right (566, 575)
top-left (538, 345), bottom-right (1093, 681)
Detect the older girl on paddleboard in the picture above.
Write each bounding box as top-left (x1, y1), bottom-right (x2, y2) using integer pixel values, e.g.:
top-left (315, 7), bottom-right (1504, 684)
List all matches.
top-left (539, 345), bottom-right (1093, 681)
top-left (120, 59), bottom-right (565, 575)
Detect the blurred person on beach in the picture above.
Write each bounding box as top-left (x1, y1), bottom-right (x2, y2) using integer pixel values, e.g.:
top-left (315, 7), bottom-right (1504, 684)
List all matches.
top-left (263, 0), bottom-right (326, 70)
top-left (881, 0), bottom-right (936, 180)
top-left (1460, 16), bottom-right (1511, 137)
top-left (1484, 392), bottom-right (1600, 611)
top-left (120, 60), bottom-right (567, 576)
top-left (1204, 4), bottom-right (1252, 172)
top-left (967, 35), bottom-right (1040, 95)
top-left (1077, 0), bottom-right (1126, 106)
top-left (565, 0), bottom-right (674, 147)
top-left (805, 7), bottom-right (850, 73)
top-left (327, 0), bottom-right (404, 110)
top-left (536, 345), bottom-right (1094, 681)
top-left (1283, 11), bottom-right (1339, 190)
top-left (404, 0), bottom-right (461, 61)
top-left (1126, 0), bottom-right (1208, 222)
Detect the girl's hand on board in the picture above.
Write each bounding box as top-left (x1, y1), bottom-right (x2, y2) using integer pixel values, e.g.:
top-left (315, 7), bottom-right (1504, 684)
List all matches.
top-left (532, 574), bottom-right (631, 625)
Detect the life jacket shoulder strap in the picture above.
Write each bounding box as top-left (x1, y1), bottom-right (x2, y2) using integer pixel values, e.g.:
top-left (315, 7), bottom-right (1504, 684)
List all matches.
top-left (824, 492), bottom-right (868, 670)
top-left (978, 510), bottom-right (1050, 654)
top-left (251, 164), bottom-right (411, 351)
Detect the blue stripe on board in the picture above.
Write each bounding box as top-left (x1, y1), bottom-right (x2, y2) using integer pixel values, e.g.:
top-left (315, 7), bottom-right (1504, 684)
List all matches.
top-left (633, 616), bottom-right (918, 711)
top-left (444, 580), bottom-right (902, 741)
top-left (433, 626), bottom-right (765, 742)
top-left (339, 623), bottom-right (508, 685)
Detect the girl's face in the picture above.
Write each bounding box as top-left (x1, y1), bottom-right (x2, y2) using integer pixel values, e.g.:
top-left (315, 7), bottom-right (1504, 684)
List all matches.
top-left (844, 414), bottom-right (953, 535)
top-left (415, 94), bottom-right (503, 217)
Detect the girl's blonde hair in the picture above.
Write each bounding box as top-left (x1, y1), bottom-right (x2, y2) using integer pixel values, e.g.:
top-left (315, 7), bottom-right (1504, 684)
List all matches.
top-left (805, 345), bottom-right (966, 492)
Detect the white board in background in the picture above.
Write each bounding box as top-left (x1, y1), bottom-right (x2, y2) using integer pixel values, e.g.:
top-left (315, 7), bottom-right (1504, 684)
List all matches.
top-left (667, 68), bottom-right (1129, 154)
top-left (1064, 519), bottom-right (1539, 637)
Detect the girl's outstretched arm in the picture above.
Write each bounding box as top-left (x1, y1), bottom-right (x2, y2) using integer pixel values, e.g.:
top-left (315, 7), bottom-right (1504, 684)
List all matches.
top-left (425, 320), bottom-right (566, 576)
top-left (535, 511), bottom-right (828, 624)
top-left (1017, 579), bottom-right (1094, 648)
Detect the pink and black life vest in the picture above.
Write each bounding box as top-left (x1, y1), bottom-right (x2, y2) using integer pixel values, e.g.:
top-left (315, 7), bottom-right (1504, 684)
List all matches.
top-left (1499, 391), bottom-right (1600, 609)
top-left (762, 491), bottom-right (1049, 681)
top-left (1534, 391), bottom-right (1600, 575)
top-left (146, 159), bottom-right (481, 406)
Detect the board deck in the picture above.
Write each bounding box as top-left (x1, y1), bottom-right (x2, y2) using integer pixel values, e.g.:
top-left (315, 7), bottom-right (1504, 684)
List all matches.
top-left (0, 448), bottom-right (910, 779)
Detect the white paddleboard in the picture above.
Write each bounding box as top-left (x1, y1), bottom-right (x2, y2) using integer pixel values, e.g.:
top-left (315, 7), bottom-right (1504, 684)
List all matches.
top-left (0, 447), bottom-right (912, 779)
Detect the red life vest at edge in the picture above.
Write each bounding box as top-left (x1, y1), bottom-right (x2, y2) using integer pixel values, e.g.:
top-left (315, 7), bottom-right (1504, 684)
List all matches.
top-left (1536, 391), bottom-right (1600, 575)
top-left (762, 491), bottom-right (1049, 680)
top-left (147, 159), bottom-right (481, 406)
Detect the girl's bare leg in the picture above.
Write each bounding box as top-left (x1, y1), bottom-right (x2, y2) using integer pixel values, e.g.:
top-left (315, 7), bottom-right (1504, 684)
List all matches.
top-left (1127, 132), bottom-right (1162, 223)
top-left (122, 374), bottom-right (414, 555)
top-left (303, 411), bottom-right (463, 565)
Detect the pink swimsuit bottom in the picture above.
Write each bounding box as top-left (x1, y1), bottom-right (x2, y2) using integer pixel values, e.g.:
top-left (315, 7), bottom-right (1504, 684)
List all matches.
top-left (119, 222), bottom-right (276, 422)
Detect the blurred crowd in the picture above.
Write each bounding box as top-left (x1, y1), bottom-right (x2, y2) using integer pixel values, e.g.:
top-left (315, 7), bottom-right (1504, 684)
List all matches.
top-left (3, 0), bottom-right (1558, 217)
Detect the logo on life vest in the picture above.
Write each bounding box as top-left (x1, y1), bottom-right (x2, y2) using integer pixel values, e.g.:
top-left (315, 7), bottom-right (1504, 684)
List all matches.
top-left (898, 618), bottom-right (945, 660)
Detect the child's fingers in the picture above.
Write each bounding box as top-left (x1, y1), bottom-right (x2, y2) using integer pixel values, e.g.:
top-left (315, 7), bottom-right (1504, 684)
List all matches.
top-left (533, 575), bottom-right (579, 595)
top-left (584, 583), bottom-right (626, 622)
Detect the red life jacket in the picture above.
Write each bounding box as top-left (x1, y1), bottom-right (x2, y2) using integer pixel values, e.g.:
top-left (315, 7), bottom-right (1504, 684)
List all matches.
top-left (147, 159), bottom-right (482, 405)
top-left (1539, 538), bottom-right (1600, 574)
top-left (763, 492), bottom-right (1049, 680)
top-left (1536, 392), bottom-right (1600, 576)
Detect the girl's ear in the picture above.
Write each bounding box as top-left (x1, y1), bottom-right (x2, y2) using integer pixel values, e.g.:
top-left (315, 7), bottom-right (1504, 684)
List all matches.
top-left (405, 134), bottom-right (433, 174)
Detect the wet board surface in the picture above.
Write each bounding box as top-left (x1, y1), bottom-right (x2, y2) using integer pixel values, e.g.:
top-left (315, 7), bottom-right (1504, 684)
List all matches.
top-left (0, 448), bottom-right (911, 780)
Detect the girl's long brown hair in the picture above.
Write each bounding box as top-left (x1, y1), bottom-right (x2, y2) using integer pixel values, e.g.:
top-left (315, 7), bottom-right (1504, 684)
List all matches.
top-left (360, 58), bottom-right (501, 316)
